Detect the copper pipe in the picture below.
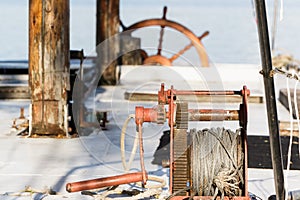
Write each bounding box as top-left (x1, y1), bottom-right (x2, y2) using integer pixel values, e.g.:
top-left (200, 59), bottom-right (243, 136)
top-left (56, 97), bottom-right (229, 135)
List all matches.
top-left (66, 172), bottom-right (147, 193)
top-left (188, 109), bottom-right (239, 121)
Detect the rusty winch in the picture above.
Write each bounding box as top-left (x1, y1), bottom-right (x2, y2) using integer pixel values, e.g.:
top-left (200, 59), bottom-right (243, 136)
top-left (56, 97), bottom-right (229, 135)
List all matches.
top-left (134, 84), bottom-right (250, 199)
top-left (66, 83), bottom-right (250, 200)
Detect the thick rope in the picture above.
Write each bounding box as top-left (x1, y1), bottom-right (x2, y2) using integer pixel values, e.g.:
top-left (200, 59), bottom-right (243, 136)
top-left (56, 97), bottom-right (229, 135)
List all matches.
top-left (120, 114), bottom-right (138, 172)
top-left (120, 114), bottom-right (166, 188)
top-left (191, 128), bottom-right (243, 198)
top-left (92, 114), bottom-right (166, 200)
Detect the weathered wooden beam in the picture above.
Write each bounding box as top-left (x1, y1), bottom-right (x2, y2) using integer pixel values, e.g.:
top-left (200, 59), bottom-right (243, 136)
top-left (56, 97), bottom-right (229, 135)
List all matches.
top-left (29, 0), bottom-right (70, 136)
top-left (96, 0), bottom-right (120, 85)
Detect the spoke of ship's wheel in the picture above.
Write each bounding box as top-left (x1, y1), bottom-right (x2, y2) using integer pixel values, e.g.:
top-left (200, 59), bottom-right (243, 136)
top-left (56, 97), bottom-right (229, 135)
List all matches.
top-left (169, 31), bottom-right (209, 63)
top-left (157, 6), bottom-right (167, 55)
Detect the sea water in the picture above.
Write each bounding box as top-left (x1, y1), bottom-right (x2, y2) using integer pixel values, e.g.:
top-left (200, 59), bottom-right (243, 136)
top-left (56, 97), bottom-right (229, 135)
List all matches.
top-left (0, 0), bottom-right (299, 65)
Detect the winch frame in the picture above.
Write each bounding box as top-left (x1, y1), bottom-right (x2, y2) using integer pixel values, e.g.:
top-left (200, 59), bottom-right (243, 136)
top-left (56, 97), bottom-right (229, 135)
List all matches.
top-left (135, 83), bottom-right (250, 199)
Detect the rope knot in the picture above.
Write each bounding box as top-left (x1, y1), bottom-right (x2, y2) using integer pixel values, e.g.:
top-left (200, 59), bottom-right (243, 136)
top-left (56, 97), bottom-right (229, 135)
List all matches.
top-left (213, 164), bottom-right (240, 198)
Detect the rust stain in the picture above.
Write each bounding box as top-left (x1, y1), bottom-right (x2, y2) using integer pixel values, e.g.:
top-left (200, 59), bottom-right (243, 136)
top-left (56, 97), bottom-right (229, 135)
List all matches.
top-left (29, 0), bottom-right (69, 136)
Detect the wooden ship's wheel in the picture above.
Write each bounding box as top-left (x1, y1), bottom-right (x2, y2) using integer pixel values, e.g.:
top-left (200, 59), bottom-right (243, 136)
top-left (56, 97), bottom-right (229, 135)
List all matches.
top-left (122, 6), bottom-right (210, 67)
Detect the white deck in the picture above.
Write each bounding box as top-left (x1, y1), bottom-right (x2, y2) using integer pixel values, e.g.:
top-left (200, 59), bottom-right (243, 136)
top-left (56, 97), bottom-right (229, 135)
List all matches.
top-left (0, 64), bottom-right (299, 199)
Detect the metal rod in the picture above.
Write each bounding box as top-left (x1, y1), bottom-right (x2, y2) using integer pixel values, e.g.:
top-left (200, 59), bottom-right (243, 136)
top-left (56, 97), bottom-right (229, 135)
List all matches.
top-left (66, 172), bottom-right (146, 193)
top-left (169, 87), bottom-right (175, 193)
top-left (188, 109), bottom-right (239, 121)
top-left (138, 124), bottom-right (147, 186)
top-left (241, 86), bottom-right (249, 196)
top-left (254, 0), bottom-right (285, 199)
top-left (174, 90), bottom-right (240, 96)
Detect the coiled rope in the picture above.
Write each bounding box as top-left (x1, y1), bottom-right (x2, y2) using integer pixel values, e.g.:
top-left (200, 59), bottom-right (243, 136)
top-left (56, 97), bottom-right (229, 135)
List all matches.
top-left (191, 128), bottom-right (244, 199)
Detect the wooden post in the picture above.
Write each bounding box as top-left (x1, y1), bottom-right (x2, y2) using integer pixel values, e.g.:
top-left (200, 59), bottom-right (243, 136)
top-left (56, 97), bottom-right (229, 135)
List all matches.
top-left (96, 0), bottom-right (120, 85)
top-left (29, 0), bottom-right (70, 136)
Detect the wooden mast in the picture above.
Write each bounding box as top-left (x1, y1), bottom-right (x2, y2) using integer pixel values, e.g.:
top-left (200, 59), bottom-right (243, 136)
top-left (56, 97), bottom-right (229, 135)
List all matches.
top-left (96, 0), bottom-right (120, 85)
top-left (29, 0), bottom-right (70, 136)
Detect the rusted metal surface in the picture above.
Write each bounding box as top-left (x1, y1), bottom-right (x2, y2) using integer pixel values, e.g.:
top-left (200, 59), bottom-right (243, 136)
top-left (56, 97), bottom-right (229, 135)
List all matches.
top-left (29, 0), bottom-right (70, 136)
top-left (176, 102), bottom-right (188, 129)
top-left (134, 83), bottom-right (250, 198)
top-left (169, 86), bottom-right (175, 193)
top-left (125, 18), bottom-right (209, 67)
top-left (135, 106), bottom-right (166, 124)
top-left (135, 107), bottom-right (162, 186)
top-left (124, 90), bottom-right (263, 103)
top-left (174, 90), bottom-right (239, 96)
top-left (138, 124), bottom-right (147, 186)
top-left (188, 109), bottom-right (239, 121)
top-left (173, 128), bottom-right (188, 196)
top-left (240, 86), bottom-right (250, 196)
top-left (66, 172), bottom-right (147, 193)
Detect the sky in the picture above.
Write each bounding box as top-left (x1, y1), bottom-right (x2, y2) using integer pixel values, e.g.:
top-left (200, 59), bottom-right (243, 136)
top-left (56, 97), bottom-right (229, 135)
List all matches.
top-left (0, 0), bottom-right (299, 64)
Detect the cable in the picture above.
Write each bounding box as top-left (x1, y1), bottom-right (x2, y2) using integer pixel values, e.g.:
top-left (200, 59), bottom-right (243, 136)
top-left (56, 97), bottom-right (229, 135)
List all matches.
top-left (191, 128), bottom-right (243, 197)
top-left (293, 80), bottom-right (300, 157)
top-left (285, 78), bottom-right (293, 200)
